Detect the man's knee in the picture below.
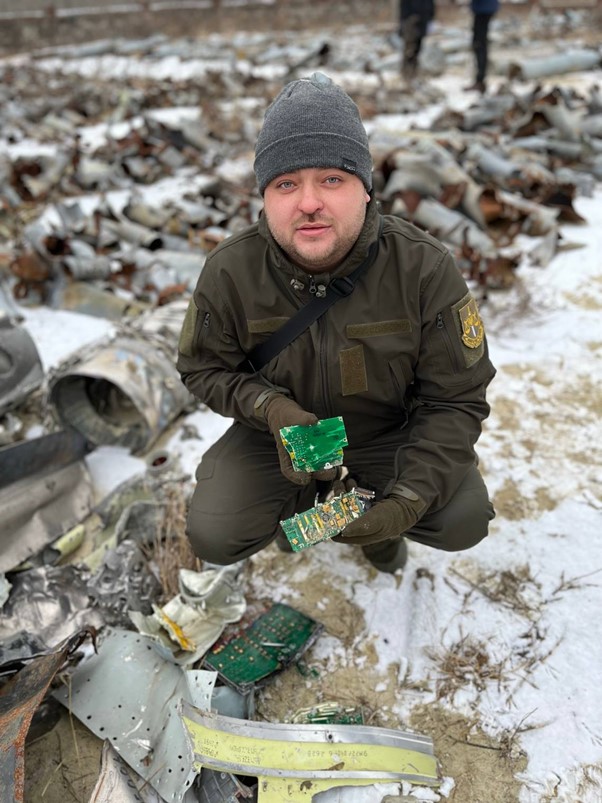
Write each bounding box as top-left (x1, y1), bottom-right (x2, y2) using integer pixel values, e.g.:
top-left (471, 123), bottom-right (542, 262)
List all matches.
top-left (433, 497), bottom-right (494, 551)
top-left (406, 467), bottom-right (495, 552)
top-left (185, 506), bottom-right (278, 565)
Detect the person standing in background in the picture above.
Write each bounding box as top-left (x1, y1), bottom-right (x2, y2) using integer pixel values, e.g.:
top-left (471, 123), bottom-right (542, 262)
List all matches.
top-left (466, 0), bottom-right (500, 94)
top-left (399, 0), bottom-right (435, 85)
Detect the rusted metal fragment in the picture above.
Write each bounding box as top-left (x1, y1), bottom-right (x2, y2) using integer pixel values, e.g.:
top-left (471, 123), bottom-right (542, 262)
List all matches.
top-left (0, 628), bottom-right (95, 803)
top-left (9, 250), bottom-right (51, 302)
top-left (494, 190), bottom-right (560, 237)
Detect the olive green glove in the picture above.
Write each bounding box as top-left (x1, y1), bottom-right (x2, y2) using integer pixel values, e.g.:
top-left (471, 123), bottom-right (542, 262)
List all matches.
top-left (335, 485), bottom-right (426, 546)
top-left (263, 395), bottom-right (337, 486)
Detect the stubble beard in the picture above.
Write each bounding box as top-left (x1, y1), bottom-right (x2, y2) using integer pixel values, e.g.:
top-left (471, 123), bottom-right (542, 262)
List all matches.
top-left (267, 207), bottom-right (367, 273)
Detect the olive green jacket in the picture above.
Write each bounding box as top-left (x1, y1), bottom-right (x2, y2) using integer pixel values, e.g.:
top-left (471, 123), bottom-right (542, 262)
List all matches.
top-left (177, 200), bottom-right (496, 512)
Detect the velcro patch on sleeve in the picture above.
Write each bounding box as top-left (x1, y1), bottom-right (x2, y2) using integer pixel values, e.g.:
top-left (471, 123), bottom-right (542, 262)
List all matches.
top-left (340, 345), bottom-right (368, 396)
top-left (451, 293), bottom-right (485, 367)
top-left (178, 298), bottom-right (199, 357)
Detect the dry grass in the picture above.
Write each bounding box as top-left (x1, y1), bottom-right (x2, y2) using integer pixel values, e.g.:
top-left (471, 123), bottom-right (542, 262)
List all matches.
top-left (426, 634), bottom-right (510, 703)
top-left (448, 562), bottom-right (542, 620)
top-left (426, 621), bottom-right (562, 707)
top-left (540, 763), bottom-right (602, 801)
top-left (143, 482), bottom-right (200, 600)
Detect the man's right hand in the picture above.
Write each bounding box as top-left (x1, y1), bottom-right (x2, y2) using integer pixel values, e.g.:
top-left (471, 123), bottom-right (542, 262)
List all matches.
top-left (263, 395), bottom-right (337, 485)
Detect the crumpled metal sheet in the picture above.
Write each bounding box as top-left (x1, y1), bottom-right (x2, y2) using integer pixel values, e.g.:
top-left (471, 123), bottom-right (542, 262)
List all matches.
top-left (0, 628), bottom-right (95, 803)
top-left (88, 740), bottom-right (164, 803)
top-left (0, 429), bottom-right (93, 573)
top-left (0, 314), bottom-right (44, 415)
top-left (53, 628), bottom-right (217, 803)
top-left (0, 565), bottom-right (104, 665)
top-left (0, 574), bottom-right (11, 608)
top-left (129, 564), bottom-right (246, 666)
top-left (58, 476), bottom-right (163, 572)
top-left (88, 537), bottom-right (162, 628)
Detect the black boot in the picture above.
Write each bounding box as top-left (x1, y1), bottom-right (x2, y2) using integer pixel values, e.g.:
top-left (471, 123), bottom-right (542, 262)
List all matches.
top-left (463, 80), bottom-right (486, 94)
top-left (275, 529), bottom-right (294, 552)
top-left (362, 538), bottom-right (408, 574)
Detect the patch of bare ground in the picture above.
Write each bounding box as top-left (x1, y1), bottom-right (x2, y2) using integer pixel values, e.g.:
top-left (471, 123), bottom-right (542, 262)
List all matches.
top-left (24, 711), bottom-right (103, 803)
top-left (410, 705), bottom-right (528, 803)
top-left (250, 558), bottom-right (550, 800)
top-left (485, 366), bottom-right (600, 517)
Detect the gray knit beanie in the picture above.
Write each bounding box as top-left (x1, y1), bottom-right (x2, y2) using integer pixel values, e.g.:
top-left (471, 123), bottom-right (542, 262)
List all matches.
top-left (254, 72), bottom-right (373, 195)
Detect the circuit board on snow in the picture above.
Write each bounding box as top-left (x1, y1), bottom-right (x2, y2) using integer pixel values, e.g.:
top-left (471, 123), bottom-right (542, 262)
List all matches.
top-left (279, 416), bottom-right (347, 473)
top-left (202, 603), bottom-right (323, 693)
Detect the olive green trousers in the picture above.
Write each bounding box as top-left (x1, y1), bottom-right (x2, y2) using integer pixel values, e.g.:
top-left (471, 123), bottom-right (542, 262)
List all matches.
top-left (186, 422), bottom-right (495, 565)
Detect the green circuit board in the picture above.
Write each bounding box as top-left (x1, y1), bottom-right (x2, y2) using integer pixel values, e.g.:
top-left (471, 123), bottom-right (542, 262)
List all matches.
top-left (279, 416), bottom-right (348, 473)
top-left (291, 702), bottom-right (365, 726)
top-left (202, 603), bottom-right (323, 693)
top-left (280, 489), bottom-right (372, 552)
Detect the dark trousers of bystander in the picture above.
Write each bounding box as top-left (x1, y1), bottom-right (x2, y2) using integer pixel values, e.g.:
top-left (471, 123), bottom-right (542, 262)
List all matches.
top-left (400, 13), bottom-right (428, 80)
top-left (472, 12), bottom-right (494, 85)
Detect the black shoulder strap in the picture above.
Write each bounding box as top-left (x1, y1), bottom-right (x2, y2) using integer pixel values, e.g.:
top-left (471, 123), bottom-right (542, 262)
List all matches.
top-left (241, 216), bottom-right (383, 374)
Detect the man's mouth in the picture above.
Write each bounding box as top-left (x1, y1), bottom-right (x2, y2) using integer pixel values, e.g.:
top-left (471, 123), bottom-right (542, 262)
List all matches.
top-left (297, 223), bottom-right (331, 235)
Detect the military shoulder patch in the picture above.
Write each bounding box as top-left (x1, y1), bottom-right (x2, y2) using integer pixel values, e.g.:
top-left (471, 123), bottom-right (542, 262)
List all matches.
top-left (458, 296), bottom-right (484, 349)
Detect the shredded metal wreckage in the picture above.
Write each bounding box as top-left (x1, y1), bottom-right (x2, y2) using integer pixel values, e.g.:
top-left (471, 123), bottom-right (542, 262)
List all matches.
top-left (0, 8), bottom-right (600, 802)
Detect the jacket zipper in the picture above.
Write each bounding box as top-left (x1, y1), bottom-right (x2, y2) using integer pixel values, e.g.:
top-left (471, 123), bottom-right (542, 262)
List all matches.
top-left (200, 312), bottom-right (211, 342)
top-left (436, 311), bottom-right (461, 372)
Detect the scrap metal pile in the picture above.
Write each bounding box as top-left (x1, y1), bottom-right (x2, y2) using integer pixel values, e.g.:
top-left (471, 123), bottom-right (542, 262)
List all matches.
top-left (0, 8), bottom-right (601, 802)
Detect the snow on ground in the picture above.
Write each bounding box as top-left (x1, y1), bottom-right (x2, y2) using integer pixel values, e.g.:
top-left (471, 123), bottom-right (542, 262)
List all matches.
top-left (5, 18), bottom-right (602, 803)
top-left (19, 149), bottom-right (601, 803)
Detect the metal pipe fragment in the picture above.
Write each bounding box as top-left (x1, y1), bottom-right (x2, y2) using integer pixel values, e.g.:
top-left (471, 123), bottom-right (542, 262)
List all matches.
top-left (49, 300), bottom-right (192, 453)
top-left (0, 316), bottom-right (44, 415)
top-left (508, 50), bottom-right (600, 81)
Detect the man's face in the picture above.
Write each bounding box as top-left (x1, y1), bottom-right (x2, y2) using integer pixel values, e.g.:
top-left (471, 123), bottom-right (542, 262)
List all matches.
top-left (263, 168), bottom-right (370, 273)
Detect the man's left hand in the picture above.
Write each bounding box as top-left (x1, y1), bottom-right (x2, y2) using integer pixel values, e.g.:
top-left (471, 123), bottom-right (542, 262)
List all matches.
top-left (334, 495), bottom-right (421, 546)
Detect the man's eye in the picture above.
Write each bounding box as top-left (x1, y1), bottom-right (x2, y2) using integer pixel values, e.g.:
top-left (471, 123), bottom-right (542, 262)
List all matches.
top-left (277, 180), bottom-right (294, 189)
top-left (325, 176), bottom-right (342, 184)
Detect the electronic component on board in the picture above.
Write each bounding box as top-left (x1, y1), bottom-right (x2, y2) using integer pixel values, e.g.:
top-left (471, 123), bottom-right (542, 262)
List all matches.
top-left (280, 488), bottom-right (375, 552)
top-left (202, 603), bottom-right (323, 693)
top-left (279, 416), bottom-right (348, 473)
top-left (290, 702), bottom-right (365, 726)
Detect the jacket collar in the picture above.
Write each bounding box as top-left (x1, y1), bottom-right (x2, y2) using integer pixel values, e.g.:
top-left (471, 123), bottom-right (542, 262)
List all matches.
top-left (258, 198), bottom-right (381, 285)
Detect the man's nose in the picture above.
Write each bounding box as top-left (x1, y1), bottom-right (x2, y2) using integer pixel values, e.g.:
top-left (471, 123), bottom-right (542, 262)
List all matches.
top-left (297, 184), bottom-right (324, 215)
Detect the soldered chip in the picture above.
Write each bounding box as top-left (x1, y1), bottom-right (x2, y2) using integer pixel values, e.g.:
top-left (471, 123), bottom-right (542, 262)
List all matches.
top-left (280, 490), bottom-right (373, 552)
